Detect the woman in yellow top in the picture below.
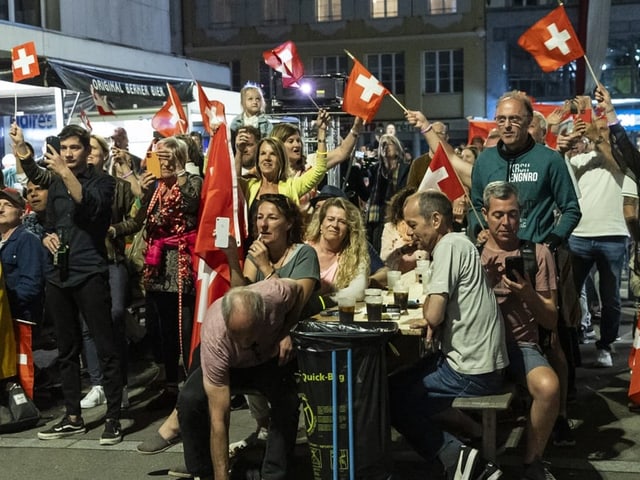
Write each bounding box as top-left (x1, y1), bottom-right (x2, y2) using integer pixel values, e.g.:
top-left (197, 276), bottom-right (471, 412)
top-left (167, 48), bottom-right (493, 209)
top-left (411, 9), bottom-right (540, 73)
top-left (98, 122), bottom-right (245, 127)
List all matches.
top-left (237, 110), bottom-right (330, 208)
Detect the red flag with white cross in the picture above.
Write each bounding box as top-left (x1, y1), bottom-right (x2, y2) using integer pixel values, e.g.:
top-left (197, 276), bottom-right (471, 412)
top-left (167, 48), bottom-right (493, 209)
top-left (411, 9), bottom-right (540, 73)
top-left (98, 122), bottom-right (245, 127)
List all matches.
top-left (518, 5), bottom-right (584, 73)
top-left (342, 59), bottom-right (389, 123)
top-left (263, 41), bottom-right (304, 88)
top-left (418, 143), bottom-right (466, 202)
top-left (11, 42), bottom-right (40, 82)
top-left (197, 82), bottom-right (226, 136)
top-left (152, 83), bottom-right (188, 137)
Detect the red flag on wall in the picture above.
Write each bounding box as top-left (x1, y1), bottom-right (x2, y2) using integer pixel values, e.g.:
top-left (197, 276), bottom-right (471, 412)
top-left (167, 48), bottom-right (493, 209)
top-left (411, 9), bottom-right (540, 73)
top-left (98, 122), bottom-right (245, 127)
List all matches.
top-left (263, 41), bottom-right (304, 88)
top-left (518, 6), bottom-right (585, 73)
top-left (342, 59), bottom-right (389, 123)
top-left (189, 122), bottom-right (246, 367)
top-left (418, 143), bottom-right (466, 202)
top-left (14, 321), bottom-right (34, 399)
top-left (11, 42), bottom-right (40, 83)
top-left (197, 83), bottom-right (226, 136)
top-left (152, 84), bottom-right (188, 138)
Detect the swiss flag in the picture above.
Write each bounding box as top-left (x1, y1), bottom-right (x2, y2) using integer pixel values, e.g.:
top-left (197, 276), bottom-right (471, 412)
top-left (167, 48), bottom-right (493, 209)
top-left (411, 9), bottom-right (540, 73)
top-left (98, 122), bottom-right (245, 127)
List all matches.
top-left (189, 121), bottom-right (246, 367)
top-left (342, 59), bottom-right (389, 123)
top-left (518, 6), bottom-right (584, 73)
top-left (11, 42), bottom-right (39, 83)
top-left (467, 119), bottom-right (497, 145)
top-left (152, 83), bottom-right (188, 138)
top-left (418, 143), bottom-right (465, 202)
top-left (14, 321), bottom-right (34, 399)
top-left (263, 41), bottom-right (304, 88)
top-left (197, 83), bottom-right (226, 136)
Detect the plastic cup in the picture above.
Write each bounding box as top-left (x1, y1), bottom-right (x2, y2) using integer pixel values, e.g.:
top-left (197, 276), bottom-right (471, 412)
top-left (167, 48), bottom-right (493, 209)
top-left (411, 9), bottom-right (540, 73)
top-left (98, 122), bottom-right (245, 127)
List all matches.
top-left (337, 294), bottom-right (356, 323)
top-left (365, 295), bottom-right (383, 322)
top-left (386, 270), bottom-right (402, 293)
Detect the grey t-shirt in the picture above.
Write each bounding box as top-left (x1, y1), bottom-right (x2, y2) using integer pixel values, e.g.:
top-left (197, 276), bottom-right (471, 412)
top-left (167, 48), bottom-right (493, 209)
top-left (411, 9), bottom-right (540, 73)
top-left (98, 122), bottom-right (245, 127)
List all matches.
top-left (428, 233), bottom-right (508, 375)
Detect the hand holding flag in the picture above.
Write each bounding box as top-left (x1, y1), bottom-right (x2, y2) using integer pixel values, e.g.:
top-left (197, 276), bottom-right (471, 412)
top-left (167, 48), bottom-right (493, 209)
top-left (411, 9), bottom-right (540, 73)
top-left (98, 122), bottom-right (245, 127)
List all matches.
top-left (518, 5), bottom-right (584, 72)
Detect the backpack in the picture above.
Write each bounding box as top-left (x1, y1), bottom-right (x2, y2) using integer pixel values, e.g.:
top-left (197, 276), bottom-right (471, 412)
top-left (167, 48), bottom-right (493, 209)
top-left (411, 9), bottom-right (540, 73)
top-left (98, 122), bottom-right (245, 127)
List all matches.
top-left (0, 381), bottom-right (40, 433)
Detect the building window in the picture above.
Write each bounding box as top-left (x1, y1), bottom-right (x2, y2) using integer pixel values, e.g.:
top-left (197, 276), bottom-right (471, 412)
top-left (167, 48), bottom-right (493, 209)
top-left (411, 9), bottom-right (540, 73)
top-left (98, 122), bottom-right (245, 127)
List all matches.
top-left (365, 52), bottom-right (404, 95)
top-left (311, 55), bottom-right (349, 75)
top-left (210, 0), bottom-right (232, 25)
top-left (316, 0), bottom-right (341, 22)
top-left (423, 49), bottom-right (463, 94)
top-left (263, 0), bottom-right (285, 24)
top-left (371, 0), bottom-right (398, 19)
top-left (429, 0), bottom-right (456, 14)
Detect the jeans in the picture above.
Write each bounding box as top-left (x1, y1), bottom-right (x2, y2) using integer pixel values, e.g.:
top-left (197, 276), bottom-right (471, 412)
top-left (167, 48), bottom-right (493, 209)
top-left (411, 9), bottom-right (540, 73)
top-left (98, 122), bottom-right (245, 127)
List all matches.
top-left (81, 263), bottom-right (130, 386)
top-left (389, 353), bottom-right (503, 463)
top-left (46, 273), bottom-right (122, 420)
top-left (177, 358), bottom-right (299, 480)
top-left (569, 235), bottom-right (627, 351)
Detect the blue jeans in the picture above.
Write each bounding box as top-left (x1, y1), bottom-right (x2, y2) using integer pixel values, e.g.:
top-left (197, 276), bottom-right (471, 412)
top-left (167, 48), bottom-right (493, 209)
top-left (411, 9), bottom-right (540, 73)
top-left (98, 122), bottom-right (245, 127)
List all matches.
top-left (389, 353), bottom-right (503, 464)
top-left (568, 235), bottom-right (627, 351)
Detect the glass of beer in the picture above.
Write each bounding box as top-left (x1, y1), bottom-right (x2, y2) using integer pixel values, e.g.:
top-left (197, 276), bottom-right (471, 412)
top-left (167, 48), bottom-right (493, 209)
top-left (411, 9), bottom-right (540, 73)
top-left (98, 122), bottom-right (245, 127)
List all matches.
top-left (365, 295), bottom-right (383, 322)
top-left (393, 284), bottom-right (410, 315)
top-left (337, 294), bottom-right (356, 323)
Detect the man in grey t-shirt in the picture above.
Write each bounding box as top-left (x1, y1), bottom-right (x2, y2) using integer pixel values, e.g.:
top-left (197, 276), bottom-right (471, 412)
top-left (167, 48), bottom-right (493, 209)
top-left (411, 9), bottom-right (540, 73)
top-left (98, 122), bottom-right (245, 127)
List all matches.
top-left (389, 190), bottom-right (508, 480)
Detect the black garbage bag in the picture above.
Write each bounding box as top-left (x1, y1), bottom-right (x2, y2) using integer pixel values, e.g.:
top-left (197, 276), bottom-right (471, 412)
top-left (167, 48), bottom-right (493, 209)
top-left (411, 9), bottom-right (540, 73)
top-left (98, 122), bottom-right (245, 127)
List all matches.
top-left (292, 321), bottom-right (398, 480)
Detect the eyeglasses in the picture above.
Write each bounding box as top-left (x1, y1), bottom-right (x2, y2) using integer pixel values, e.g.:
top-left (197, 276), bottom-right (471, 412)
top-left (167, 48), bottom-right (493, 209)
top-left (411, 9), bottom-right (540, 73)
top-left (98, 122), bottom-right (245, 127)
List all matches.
top-left (495, 115), bottom-right (527, 126)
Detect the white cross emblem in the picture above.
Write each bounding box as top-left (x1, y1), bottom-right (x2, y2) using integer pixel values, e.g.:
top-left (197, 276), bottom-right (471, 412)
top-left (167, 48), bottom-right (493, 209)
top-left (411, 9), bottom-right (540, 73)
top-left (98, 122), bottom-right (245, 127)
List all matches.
top-left (14, 47), bottom-right (36, 75)
top-left (544, 23), bottom-right (571, 55)
top-left (420, 166), bottom-right (449, 191)
top-left (355, 74), bottom-right (384, 102)
top-left (168, 102), bottom-right (186, 128)
top-left (276, 49), bottom-right (293, 77)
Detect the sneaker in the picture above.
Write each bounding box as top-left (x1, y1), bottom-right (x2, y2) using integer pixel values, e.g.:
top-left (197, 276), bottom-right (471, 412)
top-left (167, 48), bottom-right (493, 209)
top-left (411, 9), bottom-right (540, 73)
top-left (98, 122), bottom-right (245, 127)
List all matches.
top-left (80, 385), bottom-right (106, 409)
top-left (229, 427), bottom-right (268, 457)
top-left (167, 465), bottom-right (192, 478)
top-left (100, 418), bottom-right (123, 445)
top-left (594, 348), bottom-right (613, 368)
top-left (121, 386), bottom-right (130, 409)
top-left (476, 461), bottom-right (503, 480)
top-left (552, 416), bottom-right (576, 447)
top-left (453, 444), bottom-right (479, 480)
top-left (38, 415), bottom-right (86, 440)
top-left (522, 457), bottom-right (556, 480)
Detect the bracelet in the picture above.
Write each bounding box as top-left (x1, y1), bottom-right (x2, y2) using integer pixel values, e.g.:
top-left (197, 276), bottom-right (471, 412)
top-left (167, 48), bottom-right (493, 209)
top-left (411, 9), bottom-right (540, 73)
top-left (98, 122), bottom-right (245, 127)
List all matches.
top-left (120, 170), bottom-right (133, 179)
top-left (15, 149), bottom-right (31, 161)
top-left (264, 269), bottom-right (276, 280)
top-left (316, 151), bottom-right (328, 157)
top-left (420, 124), bottom-right (433, 135)
top-left (176, 169), bottom-right (187, 177)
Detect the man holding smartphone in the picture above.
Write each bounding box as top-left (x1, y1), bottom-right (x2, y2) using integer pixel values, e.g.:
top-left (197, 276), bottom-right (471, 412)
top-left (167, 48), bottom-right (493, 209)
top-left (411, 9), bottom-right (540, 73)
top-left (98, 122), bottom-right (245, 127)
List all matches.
top-left (480, 181), bottom-right (560, 480)
top-left (9, 123), bottom-right (123, 446)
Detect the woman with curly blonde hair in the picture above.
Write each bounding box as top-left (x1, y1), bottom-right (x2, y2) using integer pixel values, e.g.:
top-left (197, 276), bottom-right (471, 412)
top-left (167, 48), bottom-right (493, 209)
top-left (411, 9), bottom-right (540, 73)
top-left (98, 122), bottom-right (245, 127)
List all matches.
top-left (305, 196), bottom-right (369, 301)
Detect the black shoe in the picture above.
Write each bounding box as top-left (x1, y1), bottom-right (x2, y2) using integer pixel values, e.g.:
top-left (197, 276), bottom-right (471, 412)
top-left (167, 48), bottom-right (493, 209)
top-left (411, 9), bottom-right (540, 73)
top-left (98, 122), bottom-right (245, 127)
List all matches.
top-left (522, 457), bottom-right (556, 480)
top-left (100, 418), bottom-right (123, 445)
top-left (552, 416), bottom-right (576, 447)
top-left (230, 394), bottom-right (248, 411)
top-left (38, 415), bottom-right (86, 440)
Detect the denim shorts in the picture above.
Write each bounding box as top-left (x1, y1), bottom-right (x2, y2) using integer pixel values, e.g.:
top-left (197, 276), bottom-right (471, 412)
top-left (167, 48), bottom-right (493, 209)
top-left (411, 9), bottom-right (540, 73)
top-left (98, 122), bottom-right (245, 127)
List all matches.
top-left (506, 342), bottom-right (551, 387)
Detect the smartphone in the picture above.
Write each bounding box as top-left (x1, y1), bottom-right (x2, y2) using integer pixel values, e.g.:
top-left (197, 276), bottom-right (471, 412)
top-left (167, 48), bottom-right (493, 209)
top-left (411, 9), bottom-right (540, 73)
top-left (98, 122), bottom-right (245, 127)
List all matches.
top-left (146, 151), bottom-right (162, 178)
top-left (505, 256), bottom-right (525, 282)
top-left (214, 217), bottom-right (230, 248)
top-left (45, 135), bottom-right (60, 154)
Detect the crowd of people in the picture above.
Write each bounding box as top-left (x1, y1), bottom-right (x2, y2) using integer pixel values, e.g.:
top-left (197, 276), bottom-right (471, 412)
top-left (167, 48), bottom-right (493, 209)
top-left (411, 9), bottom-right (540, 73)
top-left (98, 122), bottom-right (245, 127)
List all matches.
top-left (0, 80), bottom-right (638, 480)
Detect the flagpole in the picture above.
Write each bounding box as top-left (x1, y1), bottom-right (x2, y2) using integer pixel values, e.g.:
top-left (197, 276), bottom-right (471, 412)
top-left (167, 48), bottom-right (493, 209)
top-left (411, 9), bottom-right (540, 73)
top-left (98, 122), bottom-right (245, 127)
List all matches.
top-left (582, 54), bottom-right (600, 89)
top-left (14, 92), bottom-right (17, 120)
top-left (343, 49), bottom-right (408, 113)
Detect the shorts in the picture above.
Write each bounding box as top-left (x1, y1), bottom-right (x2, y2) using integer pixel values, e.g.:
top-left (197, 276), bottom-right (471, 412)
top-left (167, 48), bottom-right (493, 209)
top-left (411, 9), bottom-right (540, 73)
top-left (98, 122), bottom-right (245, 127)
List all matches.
top-left (505, 342), bottom-right (551, 387)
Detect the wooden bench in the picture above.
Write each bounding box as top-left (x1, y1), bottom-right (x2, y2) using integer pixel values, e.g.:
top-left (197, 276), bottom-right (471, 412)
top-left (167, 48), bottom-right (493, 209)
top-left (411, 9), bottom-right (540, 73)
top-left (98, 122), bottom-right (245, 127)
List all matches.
top-left (452, 387), bottom-right (515, 462)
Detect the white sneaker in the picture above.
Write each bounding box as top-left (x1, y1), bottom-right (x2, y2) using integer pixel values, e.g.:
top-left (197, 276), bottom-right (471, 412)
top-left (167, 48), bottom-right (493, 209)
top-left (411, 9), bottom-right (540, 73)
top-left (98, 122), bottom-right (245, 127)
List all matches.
top-left (121, 386), bottom-right (130, 409)
top-left (594, 349), bottom-right (613, 368)
top-left (80, 385), bottom-right (106, 409)
top-left (229, 427), bottom-right (268, 457)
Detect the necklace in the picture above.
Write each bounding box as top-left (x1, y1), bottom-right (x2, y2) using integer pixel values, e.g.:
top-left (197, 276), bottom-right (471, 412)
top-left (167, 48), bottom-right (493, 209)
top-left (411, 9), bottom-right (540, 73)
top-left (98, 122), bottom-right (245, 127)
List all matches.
top-left (272, 245), bottom-right (292, 270)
